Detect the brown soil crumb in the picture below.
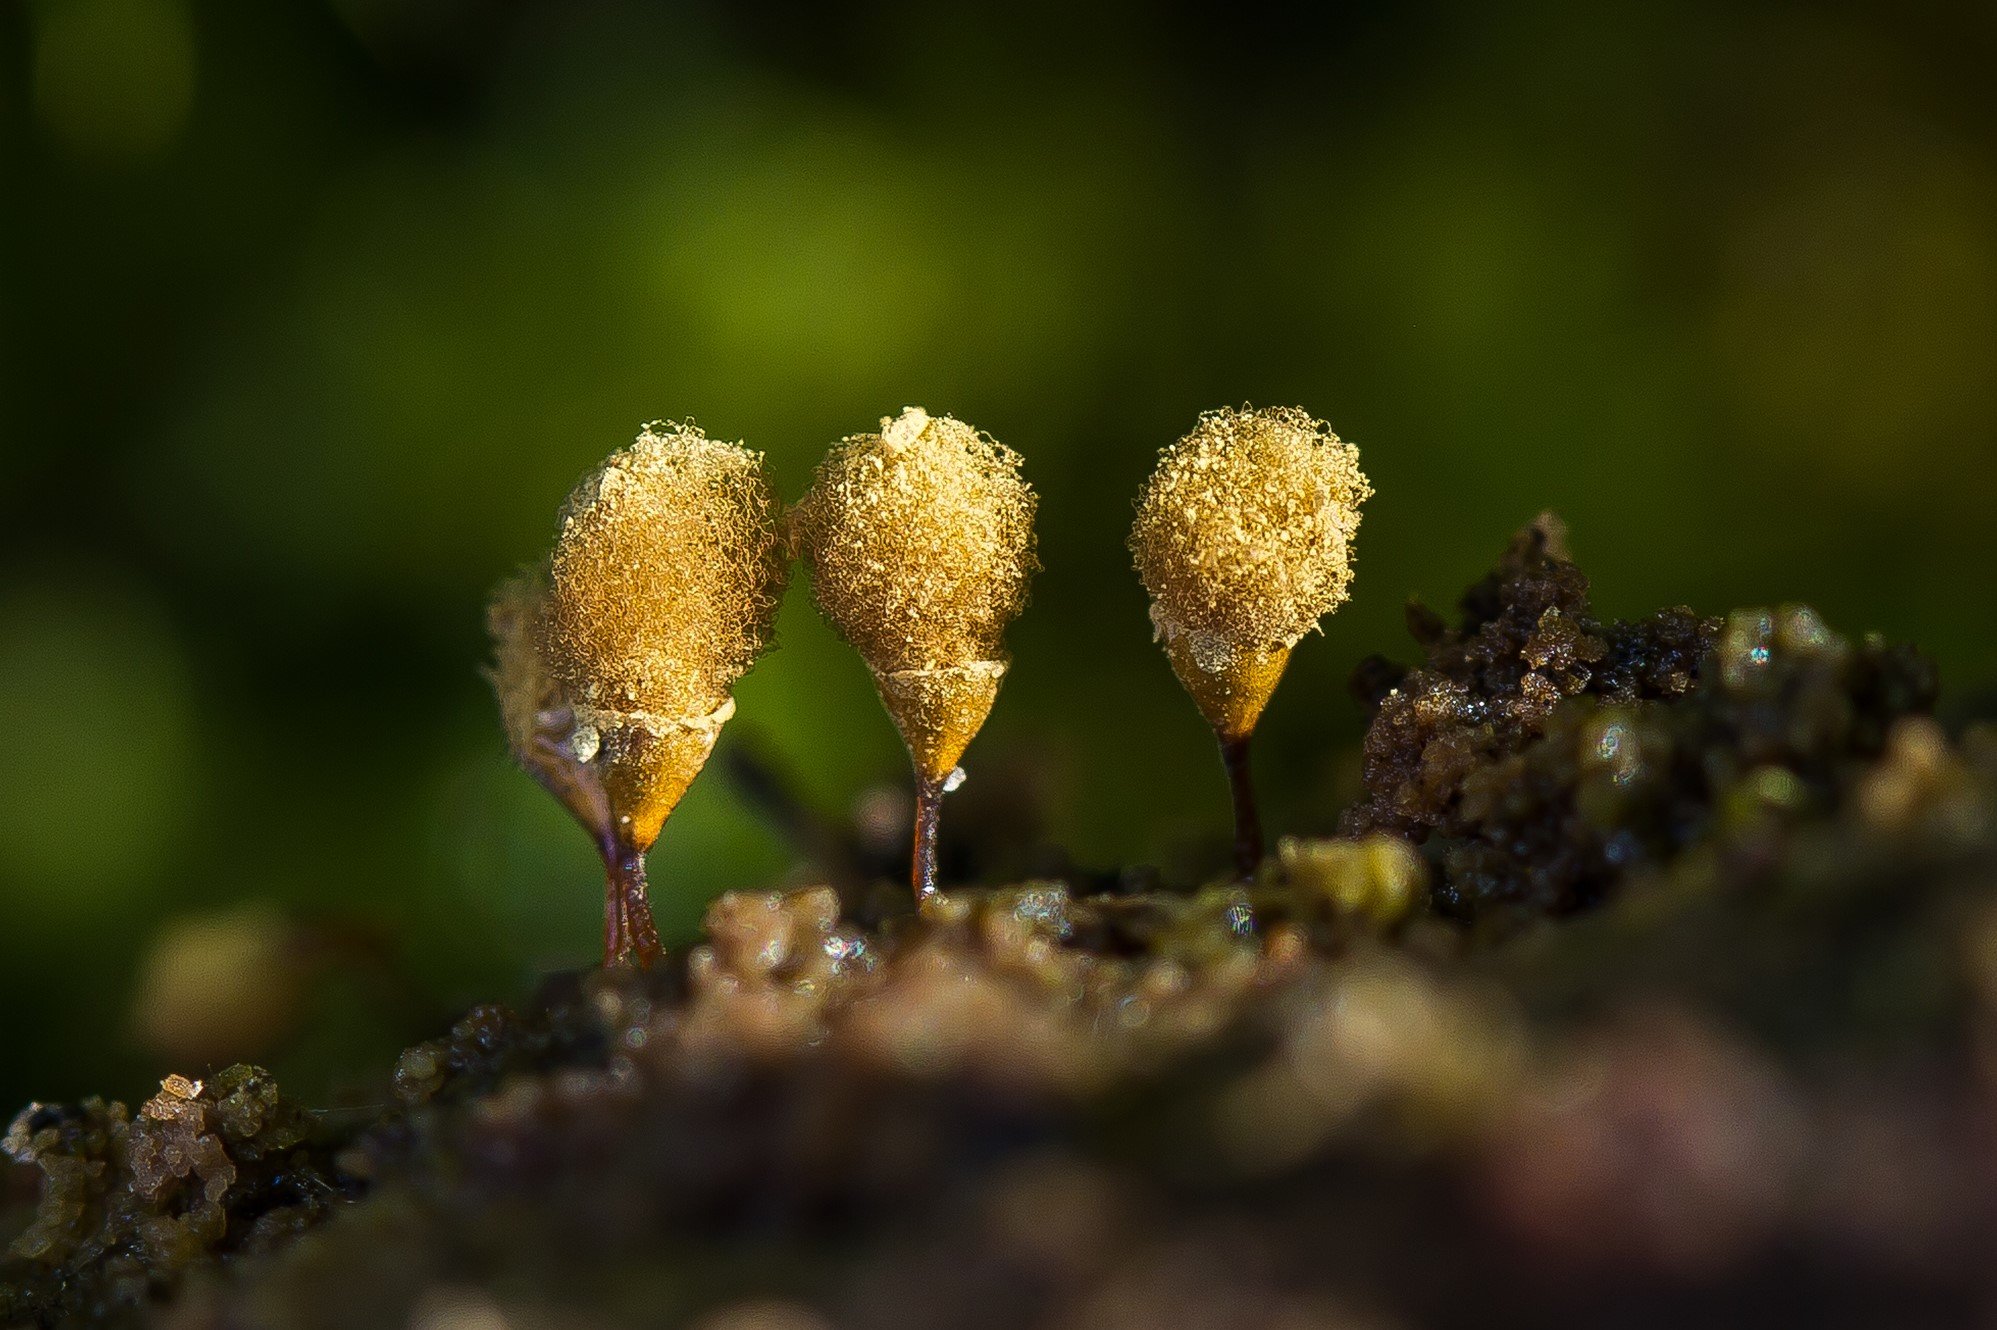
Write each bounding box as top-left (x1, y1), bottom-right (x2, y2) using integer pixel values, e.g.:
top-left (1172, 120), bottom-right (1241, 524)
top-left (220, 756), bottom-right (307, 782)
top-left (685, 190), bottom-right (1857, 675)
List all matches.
top-left (1343, 514), bottom-right (1936, 918)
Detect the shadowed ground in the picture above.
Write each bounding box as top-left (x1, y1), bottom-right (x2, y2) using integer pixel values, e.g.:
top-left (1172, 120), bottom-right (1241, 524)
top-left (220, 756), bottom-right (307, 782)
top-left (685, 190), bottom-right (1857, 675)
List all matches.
top-left (7, 522), bottom-right (1995, 1330)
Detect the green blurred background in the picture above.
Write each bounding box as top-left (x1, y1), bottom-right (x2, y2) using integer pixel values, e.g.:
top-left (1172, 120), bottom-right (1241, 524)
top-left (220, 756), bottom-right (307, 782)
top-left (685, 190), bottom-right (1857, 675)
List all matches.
top-left (3, 0), bottom-right (1994, 1111)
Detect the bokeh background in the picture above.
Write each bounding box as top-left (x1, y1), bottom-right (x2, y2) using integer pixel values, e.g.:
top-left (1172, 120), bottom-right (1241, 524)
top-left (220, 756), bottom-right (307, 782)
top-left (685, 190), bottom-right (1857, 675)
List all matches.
top-left (3, 0), bottom-right (1994, 1113)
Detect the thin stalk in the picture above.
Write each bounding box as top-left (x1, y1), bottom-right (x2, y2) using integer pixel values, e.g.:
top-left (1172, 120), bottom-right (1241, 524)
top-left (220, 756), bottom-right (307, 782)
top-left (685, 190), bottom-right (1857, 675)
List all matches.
top-left (911, 773), bottom-right (945, 907)
top-left (603, 862), bottom-right (626, 965)
top-left (601, 834), bottom-right (664, 967)
top-left (1219, 731), bottom-right (1263, 879)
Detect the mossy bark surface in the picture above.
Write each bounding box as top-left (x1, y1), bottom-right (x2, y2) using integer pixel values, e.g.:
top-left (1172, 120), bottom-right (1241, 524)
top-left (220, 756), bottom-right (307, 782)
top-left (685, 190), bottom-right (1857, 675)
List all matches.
top-left (7, 519), bottom-right (1995, 1330)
